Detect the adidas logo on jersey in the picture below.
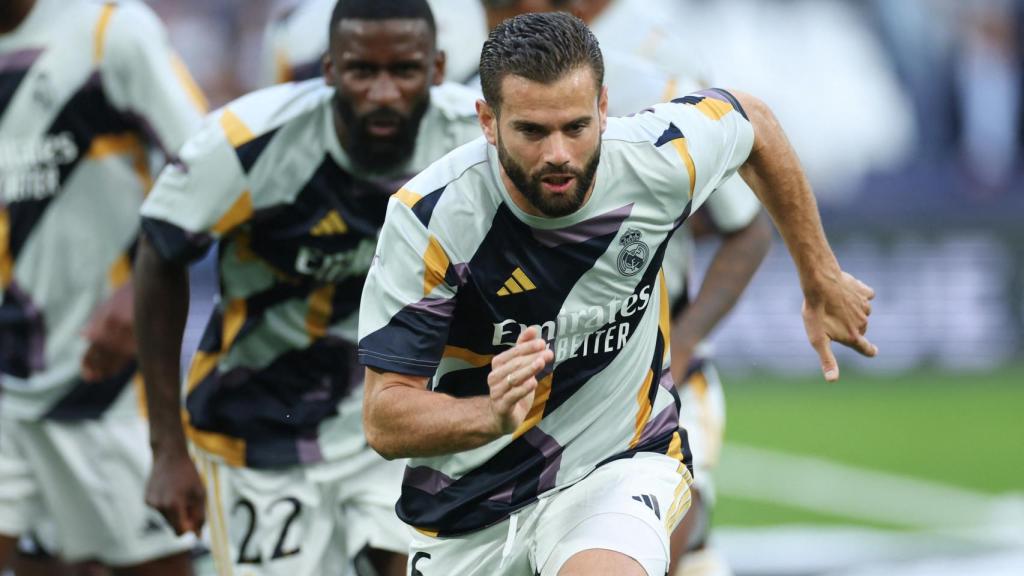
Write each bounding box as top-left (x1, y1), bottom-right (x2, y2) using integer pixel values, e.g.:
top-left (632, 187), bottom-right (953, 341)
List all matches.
top-left (311, 210), bottom-right (348, 236)
top-left (632, 494), bottom-right (661, 519)
top-left (496, 267), bottom-right (536, 296)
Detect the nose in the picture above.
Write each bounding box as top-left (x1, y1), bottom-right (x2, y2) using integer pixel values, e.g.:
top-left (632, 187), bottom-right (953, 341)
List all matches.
top-left (367, 73), bottom-right (401, 106)
top-left (542, 133), bottom-right (572, 168)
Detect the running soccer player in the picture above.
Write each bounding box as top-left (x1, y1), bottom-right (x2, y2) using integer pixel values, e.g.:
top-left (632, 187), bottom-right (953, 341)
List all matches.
top-left (135, 1), bottom-right (481, 574)
top-left (474, 8), bottom-right (771, 574)
top-left (0, 0), bottom-right (205, 571)
top-left (359, 12), bottom-right (876, 576)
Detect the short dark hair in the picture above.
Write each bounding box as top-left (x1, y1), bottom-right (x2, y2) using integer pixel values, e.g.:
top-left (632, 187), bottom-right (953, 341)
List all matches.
top-left (479, 12), bottom-right (604, 109)
top-left (329, 0), bottom-right (437, 47)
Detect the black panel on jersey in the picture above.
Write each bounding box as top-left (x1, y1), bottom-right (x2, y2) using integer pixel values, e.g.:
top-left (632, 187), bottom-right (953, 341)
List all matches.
top-left (195, 305), bottom-right (223, 354)
top-left (141, 217), bottom-right (214, 265)
top-left (247, 156), bottom-right (387, 275)
top-left (44, 361), bottom-right (136, 420)
top-left (655, 122), bottom-right (685, 148)
top-left (435, 364), bottom-right (491, 398)
top-left (411, 185), bottom-right (446, 227)
top-left (8, 73), bottom-right (137, 261)
top-left (0, 68), bottom-right (32, 122)
top-left (544, 232), bottom-right (671, 416)
top-left (435, 204), bottom-right (621, 394)
top-left (0, 284), bottom-right (45, 379)
top-left (185, 337), bottom-right (357, 468)
top-left (358, 301), bottom-right (454, 377)
top-left (595, 427), bottom-right (693, 477)
top-left (328, 273), bottom-right (366, 325)
top-left (397, 427), bottom-right (562, 535)
top-left (234, 128), bottom-right (279, 173)
top-left (671, 88), bottom-right (748, 120)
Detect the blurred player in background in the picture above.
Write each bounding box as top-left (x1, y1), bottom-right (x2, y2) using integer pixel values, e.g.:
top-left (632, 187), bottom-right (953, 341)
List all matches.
top-left (571, 0), bottom-right (711, 84)
top-left (135, 0), bottom-right (482, 574)
top-left (262, 0), bottom-right (486, 85)
top-left (477, 3), bottom-right (772, 574)
top-left (359, 11), bottom-right (875, 576)
top-left (0, 0), bottom-right (206, 572)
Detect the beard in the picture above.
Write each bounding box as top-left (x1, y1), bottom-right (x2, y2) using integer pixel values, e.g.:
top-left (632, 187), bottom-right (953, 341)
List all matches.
top-left (334, 91), bottom-right (430, 173)
top-left (497, 136), bottom-right (601, 218)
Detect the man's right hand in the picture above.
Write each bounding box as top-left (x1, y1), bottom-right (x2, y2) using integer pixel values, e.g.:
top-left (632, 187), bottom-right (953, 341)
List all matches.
top-left (146, 449), bottom-right (206, 536)
top-left (802, 270), bottom-right (877, 382)
top-left (487, 326), bottom-right (554, 435)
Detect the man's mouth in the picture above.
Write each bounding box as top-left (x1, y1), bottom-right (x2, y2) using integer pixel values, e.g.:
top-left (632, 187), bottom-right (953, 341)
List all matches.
top-left (366, 116), bottom-right (400, 137)
top-left (540, 174), bottom-right (575, 193)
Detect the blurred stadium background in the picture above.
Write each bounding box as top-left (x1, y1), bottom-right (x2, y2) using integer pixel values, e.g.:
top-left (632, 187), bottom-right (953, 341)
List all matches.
top-left (149, 0), bottom-right (1024, 574)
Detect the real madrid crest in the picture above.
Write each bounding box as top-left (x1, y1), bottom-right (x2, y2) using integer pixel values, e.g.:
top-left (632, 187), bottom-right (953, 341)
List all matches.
top-left (617, 228), bottom-right (648, 276)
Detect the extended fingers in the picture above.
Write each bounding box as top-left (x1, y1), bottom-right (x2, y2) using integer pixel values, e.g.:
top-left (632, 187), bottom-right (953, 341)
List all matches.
top-left (852, 334), bottom-right (878, 357)
top-left (857, 278), bottom-right (876, 301)
top-left (492, 331), bottom-right (548, 368)
top-left (494, 352), bottom-right (547, 389)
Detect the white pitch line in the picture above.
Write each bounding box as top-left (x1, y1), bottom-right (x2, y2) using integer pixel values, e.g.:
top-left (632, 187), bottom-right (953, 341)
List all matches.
top-left (717, 442), bottom-right (1024, 545)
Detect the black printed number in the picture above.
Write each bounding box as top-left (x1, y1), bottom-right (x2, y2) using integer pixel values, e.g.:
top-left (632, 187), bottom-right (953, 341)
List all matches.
top-left (270, 497), bottom-right (302, 559)
top-left (411, 551), bottom-right (431, 576)
top-left (232, 497), bottom-right (304, 564)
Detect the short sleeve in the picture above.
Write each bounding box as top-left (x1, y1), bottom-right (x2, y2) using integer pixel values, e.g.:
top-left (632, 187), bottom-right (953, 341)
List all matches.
top-left (99, 1), bottom-right (207, 156)
top-left (648, 88), bottom-right (755, 216)
top-left (357, 194), bottom-right (459, 377)
top-left (139, 109), bottom-right (254, 264)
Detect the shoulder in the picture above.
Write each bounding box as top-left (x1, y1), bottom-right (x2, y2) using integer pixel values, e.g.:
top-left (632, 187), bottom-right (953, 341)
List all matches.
top-left (216, 80), bottom-right (330, 145)
top-left (605, 88), bottom-right (749, 143)
top-left (402, 138), bottom-right (490, 202)
top-left (389, 139), bottom-right (496, 252)
top-left (176, 81), bottom-right (328, 180)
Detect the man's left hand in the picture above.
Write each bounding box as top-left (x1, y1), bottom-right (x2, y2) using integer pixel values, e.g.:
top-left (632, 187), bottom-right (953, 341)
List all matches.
top-left (81, 282), bottom-right (136, 382)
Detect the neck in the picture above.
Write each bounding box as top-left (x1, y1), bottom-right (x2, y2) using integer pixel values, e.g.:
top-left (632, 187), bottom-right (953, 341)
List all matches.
top-left (0, 0), bottom-right (35, 34)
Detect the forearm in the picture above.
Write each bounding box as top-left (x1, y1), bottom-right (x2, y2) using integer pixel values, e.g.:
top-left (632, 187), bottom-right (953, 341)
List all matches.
top-left (134, 235), bottom-right (191, 455)
top-left (735, 93), bottom-right (840, 296)
top-left (364, 370), bottom-right (502, 459)
top-left (674, 212), bottom-right (772, 351)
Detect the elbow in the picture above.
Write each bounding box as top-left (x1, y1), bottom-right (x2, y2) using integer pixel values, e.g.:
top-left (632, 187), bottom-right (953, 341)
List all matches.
top-left (363, 417), bottom-right (401, 461)
top-left (362, 389), bottom-right (404, 461)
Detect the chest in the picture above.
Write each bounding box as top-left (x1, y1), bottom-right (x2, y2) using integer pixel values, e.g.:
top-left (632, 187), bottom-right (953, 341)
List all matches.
top-left (241, 166), bottom-right (398, 284)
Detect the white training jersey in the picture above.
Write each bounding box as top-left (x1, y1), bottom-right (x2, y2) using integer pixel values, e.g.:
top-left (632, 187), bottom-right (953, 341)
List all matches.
top-left (262, 0), bottom-right (488, 85)
top-left (140, 80), bottom-right (481, 468)
top-left (358, 88), bottom-right (753, 535)
top-left (0, 0), bottom-right (206, 421)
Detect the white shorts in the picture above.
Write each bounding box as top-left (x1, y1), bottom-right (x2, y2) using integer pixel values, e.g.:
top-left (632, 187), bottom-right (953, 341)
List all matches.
top-left (408, 452), bottom-right (692, 576)
top-left (194, 445), bottom-right (411, 576)
top-left (676, 360), bottom-right (725, 505)
top-left (0, 413), bottom-right (194, 566)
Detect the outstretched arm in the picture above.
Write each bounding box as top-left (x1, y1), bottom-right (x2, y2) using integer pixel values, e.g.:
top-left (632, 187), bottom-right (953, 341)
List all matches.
top-left (732, 91), bottom-right (877, 380)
